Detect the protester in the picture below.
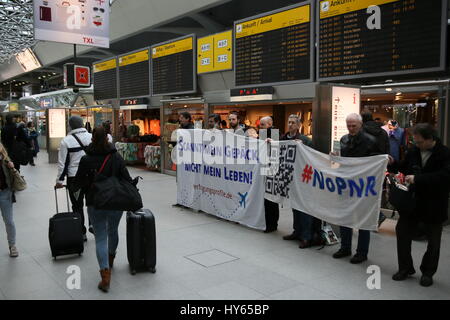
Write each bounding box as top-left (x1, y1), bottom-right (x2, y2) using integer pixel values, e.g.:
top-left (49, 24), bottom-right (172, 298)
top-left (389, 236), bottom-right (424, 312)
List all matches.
top-left (207, 114), bottom-right (222, 130)
top-left (74, 126), bottom-right (133, 293)
top-left (259, 116), bottom-right (280, 233)
top-left (281, 114), bottom-right (322, 248)
top-left (228, 111), bottom-right (248, 135)
top-left (389, 124), bottom-right (450, 287)
top-left (0, 143), bottom-right (18, 257)
top-left (55, 116), bottom-right (92, 241)
top-left (361, 111), bottom-right (390, 227)
top-left (333, 113), bottom-right (378, 264)
top-left (179, 112), bottom-right (194, 129)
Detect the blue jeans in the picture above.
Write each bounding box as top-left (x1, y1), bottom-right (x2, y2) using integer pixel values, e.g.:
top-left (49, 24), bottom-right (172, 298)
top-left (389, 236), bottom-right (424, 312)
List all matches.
top-left (0, 189), bottom-right (15, 246)
top-left (87, 207), bottom-right (123, 270)
top-left (293, 209), bottom-right (314, 241)
top-left (340, 226), bottom-right (370, 256)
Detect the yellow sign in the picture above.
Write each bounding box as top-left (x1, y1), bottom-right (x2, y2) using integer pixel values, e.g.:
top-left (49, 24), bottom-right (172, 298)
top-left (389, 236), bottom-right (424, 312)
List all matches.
top-left (93, 59), bottom-right (117, 73)
top-left (119, 50), bottom-right (149, 67)
top-left (319, 0), bottom-right (398, 19)
top-left (235, 5), bottom-right (310, 39)
top-left (152, 37), bottom-right (193, 59)
top-left (8, 103), bottom-right (18, 112)
top-left (197, 30), bottom-right (233, 74)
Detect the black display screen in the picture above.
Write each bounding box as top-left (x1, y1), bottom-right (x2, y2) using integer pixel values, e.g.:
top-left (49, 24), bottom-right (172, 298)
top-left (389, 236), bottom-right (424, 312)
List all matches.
top-left (234, 4), bottom-right (312, 87)
top-left (93, 59), bottom-right (117, 100)
top-left (318, 0), bottom-right (447, 81)
top-left (119, 49), bottom-right (150, 98)
top-left (152, 36), bottom-right (196, 96)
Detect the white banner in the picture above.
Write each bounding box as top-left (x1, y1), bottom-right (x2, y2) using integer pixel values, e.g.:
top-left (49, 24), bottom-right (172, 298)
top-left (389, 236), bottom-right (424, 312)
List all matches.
top-left (265, 141), bottom-right (388, 231)
top-left (176, 130), bottom-right (267, 230)
top-left (34, 0), bottom-right (110, 48)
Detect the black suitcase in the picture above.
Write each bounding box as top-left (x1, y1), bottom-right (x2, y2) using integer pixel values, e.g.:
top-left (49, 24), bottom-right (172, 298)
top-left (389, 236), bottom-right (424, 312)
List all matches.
top-left (49, 186), bottom-right (84, 259)
top-left (126, 209), bottom-right (156, 275)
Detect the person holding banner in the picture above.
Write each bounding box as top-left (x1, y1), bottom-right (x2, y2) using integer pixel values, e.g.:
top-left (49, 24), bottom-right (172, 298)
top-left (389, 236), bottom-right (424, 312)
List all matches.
top-left (281, 115), bottom-right (320, 248)
top-left (207, 114), bottom-right (222, 130)
top-left (390, 124), bottom-right (450, 287)
top-left (179, 112), bottom-right (194, 130)
top-left (227, 111), bottom-right (248, 135)
top-left (333, 113), bottom-right (379, 264)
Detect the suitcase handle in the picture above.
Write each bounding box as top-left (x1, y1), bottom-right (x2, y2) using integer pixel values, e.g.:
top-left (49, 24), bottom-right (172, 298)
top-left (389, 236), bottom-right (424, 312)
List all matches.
top-left (54, 185), bottom-right (70, 214)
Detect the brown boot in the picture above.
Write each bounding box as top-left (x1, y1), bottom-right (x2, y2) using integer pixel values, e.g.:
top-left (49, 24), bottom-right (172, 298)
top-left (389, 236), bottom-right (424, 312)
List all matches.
top-left (98, 269), bottom-right (111, 292)
top-left (109, 254), bottom-right (116, 269)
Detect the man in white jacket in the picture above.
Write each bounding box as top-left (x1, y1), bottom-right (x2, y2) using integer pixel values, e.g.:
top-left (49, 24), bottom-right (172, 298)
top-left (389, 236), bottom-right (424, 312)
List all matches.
top-left (55, 116), bottom-right (92, 241)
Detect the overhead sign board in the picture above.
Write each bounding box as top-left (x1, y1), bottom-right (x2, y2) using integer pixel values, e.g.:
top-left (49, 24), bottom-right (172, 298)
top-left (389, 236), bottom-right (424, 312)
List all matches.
top-left (151, 35), bottom-right (196, 96)
top-left (119, 49), bottom-right (150, 98)
top-left (33, 0), bottom-right (110, 48)
top-left (234, 3), bottom-right (314, 88)
top-left (317, 0), bottom-right (448, 81)
top-left (93, 58), bottom-right (117, 100)
top-left (197, 30), bottom-right (233, 74)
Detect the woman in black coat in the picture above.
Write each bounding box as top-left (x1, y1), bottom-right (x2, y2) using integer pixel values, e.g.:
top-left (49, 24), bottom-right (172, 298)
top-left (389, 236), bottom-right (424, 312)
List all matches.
top-left (74, 126), bottom-right (133, 293)
top-left (390, 123), bottom-right (450, 287)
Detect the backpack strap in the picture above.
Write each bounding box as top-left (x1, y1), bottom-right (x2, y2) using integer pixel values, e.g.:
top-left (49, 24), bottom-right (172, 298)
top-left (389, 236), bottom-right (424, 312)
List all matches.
top-left (98, 154), bottom-right (112, 174)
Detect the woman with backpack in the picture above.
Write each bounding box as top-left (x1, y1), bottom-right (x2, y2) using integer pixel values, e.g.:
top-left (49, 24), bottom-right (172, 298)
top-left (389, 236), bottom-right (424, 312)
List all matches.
top-left (74, 126), bottom-right (133, 293)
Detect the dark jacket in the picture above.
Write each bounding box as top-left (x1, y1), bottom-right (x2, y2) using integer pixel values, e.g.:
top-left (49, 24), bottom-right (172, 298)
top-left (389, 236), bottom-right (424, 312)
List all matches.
top-left (281, 131), bottom-right (313, 147)
top-left (390, 140), bottom-right (450, 224)
top-left (180, 122), bottom-right (194, 129)
top-left (363, 121), bottom-right (390, 155)
top-left (1, 123), bottom-right (31, 153)
top-left (340, 130), bottom-right (379, 157)
top-left (74, 143), bottom-right (132, 207)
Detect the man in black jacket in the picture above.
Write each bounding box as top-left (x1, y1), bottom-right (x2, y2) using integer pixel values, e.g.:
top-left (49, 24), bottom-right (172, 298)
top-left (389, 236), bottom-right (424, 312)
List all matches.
top-left (1, 114), bottom-right (31, 171)
top-left (362, 111), bottom-right (390, 227)
top-left (390, 123), bottom-right (450, 287)
top-left (333, 113), bottom-right (378, 264)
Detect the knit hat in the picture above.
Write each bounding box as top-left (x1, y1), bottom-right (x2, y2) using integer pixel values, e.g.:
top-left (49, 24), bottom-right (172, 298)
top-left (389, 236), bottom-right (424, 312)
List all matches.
top-left (69, 116), bottom-right (84, 130)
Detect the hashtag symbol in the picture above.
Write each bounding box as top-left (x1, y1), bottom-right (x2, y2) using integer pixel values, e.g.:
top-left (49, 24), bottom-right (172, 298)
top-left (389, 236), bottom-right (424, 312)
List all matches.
top-left (302, 165), bottom-right (313, 184)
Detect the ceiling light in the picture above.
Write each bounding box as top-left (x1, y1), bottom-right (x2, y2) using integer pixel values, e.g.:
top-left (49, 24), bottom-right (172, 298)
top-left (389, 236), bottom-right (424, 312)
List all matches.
top-left (396, 92), bottom-right (401, 96)
top-left (385, 88), bottom-right (392, 92)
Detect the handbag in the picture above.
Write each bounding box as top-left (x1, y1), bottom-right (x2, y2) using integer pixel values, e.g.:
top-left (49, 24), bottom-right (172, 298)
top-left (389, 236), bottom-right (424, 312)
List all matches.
top-left (388, 177), bottom-right (416, 214)
top-left (10, 167), bottom-right (27, 191)
top-left (92, 154), bottom-right (143, 212)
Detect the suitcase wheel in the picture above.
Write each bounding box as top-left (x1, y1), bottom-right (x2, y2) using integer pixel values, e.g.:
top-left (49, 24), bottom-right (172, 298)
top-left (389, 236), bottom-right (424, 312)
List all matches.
top-left (149, 267), bottom-right (156, 273)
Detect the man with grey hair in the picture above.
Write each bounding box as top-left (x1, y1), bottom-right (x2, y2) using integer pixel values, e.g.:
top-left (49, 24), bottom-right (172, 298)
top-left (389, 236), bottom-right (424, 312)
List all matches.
top-left (332, 112), bottom-right (378, 263)
top-left (55, 115), bottom-right (92, 241)
top-left (281, 114), bottom-right (322, 248)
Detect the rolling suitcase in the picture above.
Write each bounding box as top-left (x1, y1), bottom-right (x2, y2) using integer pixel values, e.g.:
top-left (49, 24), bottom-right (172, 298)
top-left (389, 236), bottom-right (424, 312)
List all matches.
top-left (126, 209), bottom-right (156, 275)
top-left (49, 186), bottom-right (84, 259)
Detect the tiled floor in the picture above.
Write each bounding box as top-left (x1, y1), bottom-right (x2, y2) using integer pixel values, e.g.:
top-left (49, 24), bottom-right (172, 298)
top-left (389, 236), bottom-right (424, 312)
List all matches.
top-left (0, 154), bottom-right (449, 300)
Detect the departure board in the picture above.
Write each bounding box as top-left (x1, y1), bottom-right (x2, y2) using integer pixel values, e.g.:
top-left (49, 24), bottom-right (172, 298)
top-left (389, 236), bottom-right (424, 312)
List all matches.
top-left (119, 49), bottom-right (150, 98)
top-left (93, 58), bottom-right (117, 100)
top-left (234, 3), bottom-right (313, 87)
top-left (318, 0), bottom-right (447, 81)
top-left (152, 35), bottom-right (196, 96)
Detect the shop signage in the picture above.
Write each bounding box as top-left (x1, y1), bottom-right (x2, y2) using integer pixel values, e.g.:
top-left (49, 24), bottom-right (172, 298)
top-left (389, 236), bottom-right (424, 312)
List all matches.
top-left (33, 0), bottom-right (110, 48)
top-left (197, 30), bottom-right (233, 74)
top-left (317, 0), bottom-right (448, 81)
top-left (331, 86), bottom-right (361, 153)
top-left (93, 58), bottom-right (117, 100)
top-left (8, 103), bottom-right (19, 112)
top-left (48, 108), bottom-right (66, 138)
top-left (40, 98), bottom-right (54, 108)
top-left (234, 3), bottom-right (313, 87)
top-left (230, 87), bottom-right (274, 102)
top-left (151, 35), bottom-right (196, 96)
top-left (120, 98), bottom-right (148, 106)
top-left (119, 49), bottom-right (150, 98)
top-left (64, 63), bottom-right (91, 87)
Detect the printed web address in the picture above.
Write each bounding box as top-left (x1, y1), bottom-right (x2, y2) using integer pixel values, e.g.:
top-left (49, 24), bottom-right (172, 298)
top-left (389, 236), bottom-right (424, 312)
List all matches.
top-left (193, 184), bottom-right (233, 199)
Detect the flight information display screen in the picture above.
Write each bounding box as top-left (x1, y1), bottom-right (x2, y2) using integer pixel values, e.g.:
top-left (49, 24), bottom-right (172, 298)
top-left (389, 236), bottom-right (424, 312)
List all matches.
top-left (317, 0), bottom-right (447, 81)
top-left (234, 3), bottom-right (313, 87)
top-left (93, 58), bottom-right (117, 100)
top-left (119, 49), bottom-right (150, 98)
top-left (152, 35), bottom-right (196, 96)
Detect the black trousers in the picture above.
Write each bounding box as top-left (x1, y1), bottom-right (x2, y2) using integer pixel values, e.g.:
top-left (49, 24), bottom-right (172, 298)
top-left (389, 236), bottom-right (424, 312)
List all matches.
top-left (396, 215), bottom-right (443, 277)
top-left (66, 177), bottom-right (87, 235)
top-left (264, 199), bottom-right (279, 230)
